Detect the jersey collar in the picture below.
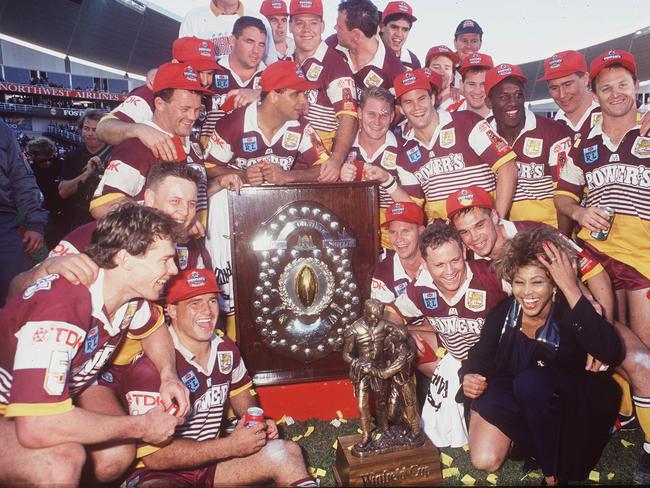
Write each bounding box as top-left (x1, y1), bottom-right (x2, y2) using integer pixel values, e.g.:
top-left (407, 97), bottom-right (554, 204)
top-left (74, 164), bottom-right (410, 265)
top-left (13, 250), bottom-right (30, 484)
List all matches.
top-left (412, 262), bottom-right (474, 307)
top-left (88, 269), bottom-right (143, 337)
top-left (169, 325), bottom-right (223, 376)
top-left (353, 130), bottom-right (397, 161)
top-left (407, 109), bottom-right (453, 149)
top-left (218, 55), bottom-right (265, 87)
top-left (587, 118), bottom-right (641, 152)
top-left (243, 102), bottom-right (301, 146)
top-left (490, 107), bottom-right (537, 144)
top-left (554, 100), bottom-right (600, 132)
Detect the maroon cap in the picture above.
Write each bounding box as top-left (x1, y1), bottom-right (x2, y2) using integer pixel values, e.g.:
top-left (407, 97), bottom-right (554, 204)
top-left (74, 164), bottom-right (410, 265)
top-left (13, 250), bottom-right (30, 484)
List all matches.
top-left (260, 60), bottom-right (318, 91)
top-left (289, 0), bottom-right (323, 17)
top-left (382, 1), bottom-right (417, 23)
top-left (425, 45), bottom-right (460, 67)
top-left (484, 63), bottom-right (528, 96)
top-left (394, 68), bottom-right (432, 98)
top-left (172, 37), bottom-right (221, 72)
top-left (459, 52), bottom-right (494, 75)
top-left (166, 269), bottom-right (220, 304)
top-left (260, 0), bottom-right (288, 17)
top-left (538, 50), bottom-right (587, 81)
top-left (590, 49), bottom-right (637, 83)
top-left (446, 186), bottom-right (494, 219)
top-left (153, 62), bottom-right (213, 94)
top-left (382, 201), bottom-right (425, 227)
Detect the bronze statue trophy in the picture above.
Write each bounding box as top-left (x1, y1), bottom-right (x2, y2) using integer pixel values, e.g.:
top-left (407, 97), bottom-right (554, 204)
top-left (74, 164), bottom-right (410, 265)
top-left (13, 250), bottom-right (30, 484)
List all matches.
top-left (334, 299), bottom-right (441, 486)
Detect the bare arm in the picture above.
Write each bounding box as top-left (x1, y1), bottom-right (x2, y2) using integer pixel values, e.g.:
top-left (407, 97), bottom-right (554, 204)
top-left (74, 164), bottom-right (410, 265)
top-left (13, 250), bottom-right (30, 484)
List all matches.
top-left (90, 195), bottom-right (128, 220)
top-left (494, 159), bottom-right (517, 219)
top-left (59, 156), bottom-right (100, 199)
top-left (554, 194), bottom-right (611, 233)
top-left (96, 119), bottom-right (177, 162)
top-left (318, 115), bottom-right (358, 183)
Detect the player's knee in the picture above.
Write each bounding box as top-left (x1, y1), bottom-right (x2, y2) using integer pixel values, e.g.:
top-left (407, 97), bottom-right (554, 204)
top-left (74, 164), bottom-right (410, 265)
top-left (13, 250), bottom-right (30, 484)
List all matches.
top-left (44, 443), bottom-right (86, 485)
top-left (624, 351), bottom-right (650, 386)
top-left (262, 439), bottom-right (305, 468)
top-left (470, 448), bottom-right (503, 473)
top-left (92, 444), bottom-right (135, 483)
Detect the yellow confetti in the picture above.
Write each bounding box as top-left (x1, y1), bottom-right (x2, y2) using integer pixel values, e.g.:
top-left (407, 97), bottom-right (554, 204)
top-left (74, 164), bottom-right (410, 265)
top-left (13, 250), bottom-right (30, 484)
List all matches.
top-left (462, 444), bottom-right (470, 452)
top-left (304, 425), bottom-right (315, 438)
top-left (486, 473), bottom-right (498, 485)
top-left (607, 473), bottom-right (615, 480)
top-left (309, 467), bottom-right (316, 476)
top-left (374, 432), bottom-right (382, 440)
top-left (440, 452), bottom-right (453, 467)
top-left (357, 428), bottom-right (363, 434)
top-left (621, 439), bottom-right (634, 448)
top-left (461, 474), bottom-right (476, 485)
top-left (527, 472), bottom-right (542, 479)
top-left (276, 415), bottom-right (286, 425)
top-left (347, 445), bottom-right (353, 451)
top-left (336, 410), bottom-right (344, 419)
top-left (249, 389), bottom-right (257, 396)
top-left (316, 468), bottom-right (326, 477)
top-left (332, 439), bottom-right (338, 449)
top-left (589, 471), bottom-right (600, 483)
top-left (442, 467), bottom-right (460, 479)
top-left (436, 347), bottom-right (447, 358)
top-left (292, 435), bottom-right (303, 442)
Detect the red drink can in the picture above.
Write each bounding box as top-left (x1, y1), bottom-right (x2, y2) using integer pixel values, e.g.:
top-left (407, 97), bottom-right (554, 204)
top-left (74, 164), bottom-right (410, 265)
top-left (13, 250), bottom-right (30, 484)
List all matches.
top-left (166, 400), bottom-right (179, 416)
top-left (352, 160), bottom-right (365, 181)
top-left (171, 136), bottom-right (187, 162)
top-left (243, 406), bottom-right (264, 427)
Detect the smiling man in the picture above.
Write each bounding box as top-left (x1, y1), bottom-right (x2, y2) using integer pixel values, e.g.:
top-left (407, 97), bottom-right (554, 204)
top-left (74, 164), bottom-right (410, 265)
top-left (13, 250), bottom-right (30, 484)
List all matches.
top-left (449, 52), bottom-right (494, 118)
top-left (379, 1), bottom-right (420, 71)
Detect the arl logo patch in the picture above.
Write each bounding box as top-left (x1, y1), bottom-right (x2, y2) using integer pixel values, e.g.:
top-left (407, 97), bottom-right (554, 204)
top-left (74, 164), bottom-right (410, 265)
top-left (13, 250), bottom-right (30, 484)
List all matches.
top-left (84, 325), bottom-right (99, 354)
top-left (182, 369), bottom-right (201, 393)
top-left (583, 144), bottom-right (599, 164)
top-left (242, 136), bottom-right (258, 153)
top-left (422, 291), bottom-right (439, 310)
top-left (214, 75), bottom-right (229, 89)
top-left (406, 146), bottom-right (422, 163)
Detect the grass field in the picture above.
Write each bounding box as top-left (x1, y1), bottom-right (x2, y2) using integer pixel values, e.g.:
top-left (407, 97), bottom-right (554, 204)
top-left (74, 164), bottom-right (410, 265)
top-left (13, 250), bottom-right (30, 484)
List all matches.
top-left (280, 417), bottom-right (644, 486)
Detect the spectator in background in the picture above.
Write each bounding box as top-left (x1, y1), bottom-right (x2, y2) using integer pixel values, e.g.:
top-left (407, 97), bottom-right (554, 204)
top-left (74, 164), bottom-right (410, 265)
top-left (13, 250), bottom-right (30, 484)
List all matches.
top-left (0, 120), bottom-right (47, 306)
top-left (58, 109), bottom-right (108, 231)
top-left (25, 137), bottom-right (65, 248)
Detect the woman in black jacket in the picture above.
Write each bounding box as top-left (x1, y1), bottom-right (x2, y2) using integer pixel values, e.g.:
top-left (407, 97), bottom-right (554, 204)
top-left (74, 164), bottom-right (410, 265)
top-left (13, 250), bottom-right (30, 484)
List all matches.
top-left (460, 227), bottom-right (624, 485)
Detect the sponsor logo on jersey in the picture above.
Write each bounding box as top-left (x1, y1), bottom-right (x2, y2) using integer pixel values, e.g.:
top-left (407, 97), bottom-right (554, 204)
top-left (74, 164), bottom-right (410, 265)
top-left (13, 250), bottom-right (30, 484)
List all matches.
top-left (84, 325), bottom-right (99, 354)
top-left (583, 144), bottom-right (599, 164)
top-left (422, 291), bottom-right (439, 310)
top-left (363, 70), bottom-right (384, 88)
top-left (126, 390), bottom-right (163, 415)
top-left (22, 274), bottom-right (59, 300)
top-left (406, 146), bottom-right (421, 163)
top-left (439, 128), bottom-right (456, 149)
top-left (523, 137), bottom-right (543, 158)
top-left (217, 351), bottom-right (233, 374)
top-left (394, 281), bottom-right (408, 297)
top-left (465, 288), bottom-right (486, 312)
top-left (242, 136), bottom-right (258, 153)
top-left (609, 153), bottom-right (620, 162)
top-left (306, 62), bottom-right (323, 81)
top-left (101, 371), bottom-right (114, 383)
top-left (282, 131), bottom-right (300, 151)
top-left (182, 369), bottom-right (201, 393)
top-left (215, 75), bottom-right (229, 89)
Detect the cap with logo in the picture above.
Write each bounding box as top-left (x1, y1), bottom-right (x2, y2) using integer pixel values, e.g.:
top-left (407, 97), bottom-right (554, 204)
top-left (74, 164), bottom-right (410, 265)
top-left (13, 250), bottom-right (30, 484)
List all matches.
top-left (454, 19), bottom-right (483, 38)
top-left (589, 49), bottom-right (637, 83)
top-left (172, 37), bottom-right (221, 72)
top-left (382, 1), bottom-right (417, 24)
top-left (425, 45), bottom-right (460, 68)
top-left (260, 60), bottom-right (318, 92)
top-left (153, 62), bottom-right (213, 94)
top-left (459, 52), bottom-right (494, 75)
top-left (446, 186), bottom-right (494, 220)
top-left (260, 0), bottom-right (288, 17)
top-left (484, 63), bottom-right (528, 96)
top-left (394, 68), bottom-right (441, 98)
top-left (289, 0), bottom-right (323, 17)
top-left (382, 201), bottom-right (425, 227)
top-left (537, 50), bottom-right (587, 82)
top-left (166, 268), bottom-right (221, 304)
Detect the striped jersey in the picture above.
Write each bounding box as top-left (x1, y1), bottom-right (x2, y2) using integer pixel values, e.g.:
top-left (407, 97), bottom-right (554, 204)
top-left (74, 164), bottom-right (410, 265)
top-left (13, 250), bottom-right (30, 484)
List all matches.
top-left (371, 249), bottom-right (424, 310)
top-left (110, 85), bottom-right (154, 124)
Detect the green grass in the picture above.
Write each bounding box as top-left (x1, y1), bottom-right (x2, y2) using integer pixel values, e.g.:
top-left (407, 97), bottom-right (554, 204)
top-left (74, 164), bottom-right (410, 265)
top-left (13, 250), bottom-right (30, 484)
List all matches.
top-left (280, 418), bottom-right (644, 486)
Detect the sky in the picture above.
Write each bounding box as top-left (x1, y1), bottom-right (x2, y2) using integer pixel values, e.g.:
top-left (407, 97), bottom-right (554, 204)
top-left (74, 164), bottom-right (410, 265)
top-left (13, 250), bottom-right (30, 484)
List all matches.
top-left (143, 0), bottom-right (650, 65)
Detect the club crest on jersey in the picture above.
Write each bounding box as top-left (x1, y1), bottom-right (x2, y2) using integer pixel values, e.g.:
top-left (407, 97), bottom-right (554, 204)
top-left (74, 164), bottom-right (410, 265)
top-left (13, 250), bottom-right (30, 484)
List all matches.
top-left (242, 136), bottom-right (258, 152)
top-left (282, 131), bottom-right (300, 151)
top-left (523, 137), bottom-right (543, 158)
top-left (438, 128), bottom-right (455, 149)
top-left (22, 273), bottom-right (59, 300)
top-left (591, 112), bottom-right (602, 127)
top-left (182, 369), bottom-right (201, 393)
top-left (583, 144), bottom-right (599, 164)
top-left (632, 136), bottom-right (650, 158)
top-left (380, 151), bottom-right (397, 170)
top-left (465, 288), bottom-right (486, 312)
top-left (363, 70), bottom-right (384, 88)
top-left (422, 291), bottom-right (439, 310)
top-left (406, 146), bottom-right (422, 163)
top-left (84, 325), bottom-right (99, 354)
top-left (175, 245), bottom-right (189, 270)
top-left (218, 351), bottom-right (234, 374)
top-left (119, 302), bottom-right (138, 330)
top-left (306, 63), bottom-right (323, 81)
top-left (215, 75), bottom-right (229, 89)
top-left (394, 281), bottom-right (408, 297)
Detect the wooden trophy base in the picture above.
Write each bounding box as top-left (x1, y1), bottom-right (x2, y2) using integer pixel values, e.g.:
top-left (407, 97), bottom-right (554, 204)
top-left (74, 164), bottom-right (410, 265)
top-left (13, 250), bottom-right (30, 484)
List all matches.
top-left (333, 434), bottom-right (441, 487)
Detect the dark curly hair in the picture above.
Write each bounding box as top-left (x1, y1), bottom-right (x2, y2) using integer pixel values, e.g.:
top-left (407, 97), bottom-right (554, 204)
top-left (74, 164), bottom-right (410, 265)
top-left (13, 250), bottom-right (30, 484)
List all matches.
top-left (418, 219), bottom-right (463, 259)
top-left (338, 0), bottom-right (381, 39)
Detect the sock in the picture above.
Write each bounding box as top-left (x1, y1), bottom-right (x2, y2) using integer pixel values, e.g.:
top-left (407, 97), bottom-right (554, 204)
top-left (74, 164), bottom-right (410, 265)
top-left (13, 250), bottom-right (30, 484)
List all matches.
top-left (290, 476), bottom-right (318, 487)
top-left (633, 395), bottom-right (650, 453)
top-left (613, 373), bottom-right (634, 417)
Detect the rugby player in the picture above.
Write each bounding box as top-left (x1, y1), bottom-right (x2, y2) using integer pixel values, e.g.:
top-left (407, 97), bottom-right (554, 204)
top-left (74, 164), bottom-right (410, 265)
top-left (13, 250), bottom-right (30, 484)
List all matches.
top-left (260, 0), bottom-right (293, 59)
top-left (101, 268), bottom-right (316, 487)
top-left (448, 52), bottom-right (493, 118)
top-left (0, 205), bottom-right (188, 485)
top-left (424, 45), bottom-right (461, 111)
top-left (289, 0), bottom-right (358, 182)
top-left (554, 50), bottom-right (650, 482)
top-left (379, 1), bottom-right (421, 71)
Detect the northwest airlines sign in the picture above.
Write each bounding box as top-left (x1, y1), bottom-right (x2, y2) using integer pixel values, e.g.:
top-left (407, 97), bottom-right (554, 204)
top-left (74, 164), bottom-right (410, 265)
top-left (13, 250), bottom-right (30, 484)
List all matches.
top-left (0, 82), bottom-right (127, 101)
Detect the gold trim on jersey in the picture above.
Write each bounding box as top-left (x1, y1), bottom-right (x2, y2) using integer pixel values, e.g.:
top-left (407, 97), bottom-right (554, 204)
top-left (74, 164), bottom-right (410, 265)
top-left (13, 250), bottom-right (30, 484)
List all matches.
top-left (89, 192), bottom-right (126, 210)
top-left (4, 399), bottom-right (73, 418)
top-left (229, 381), bottom-right (254, 398)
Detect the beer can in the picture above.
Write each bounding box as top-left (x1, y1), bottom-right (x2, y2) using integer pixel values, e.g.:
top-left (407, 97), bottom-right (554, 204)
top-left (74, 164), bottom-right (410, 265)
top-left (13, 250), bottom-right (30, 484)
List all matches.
top-left (558, 234), bottom-right (598, 277)
top-left (166, 400), bottom-right (179, 416)
top-left (590, 206), bottom-right (615, 241)
top-left (243, 406), bottom-right (264, 427)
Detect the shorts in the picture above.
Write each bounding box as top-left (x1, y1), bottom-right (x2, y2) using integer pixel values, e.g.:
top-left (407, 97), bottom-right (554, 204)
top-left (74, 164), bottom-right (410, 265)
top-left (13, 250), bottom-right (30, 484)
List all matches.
top-left (125, 464), bottom-right (217, 488)
top-left (584, 243), bottom-right (650, 291)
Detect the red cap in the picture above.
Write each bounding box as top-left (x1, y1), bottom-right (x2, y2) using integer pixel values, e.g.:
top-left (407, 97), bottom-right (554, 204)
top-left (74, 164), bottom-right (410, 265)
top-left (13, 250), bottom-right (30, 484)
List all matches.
top-left (425, 45), bottom-right (459, 68)
top-left (153, 62), bottom-right (213, 94)
top-left (394, 68), bottom-right (435, 98)
top-left (289, 0), bottom-right (323, 17)
top-left (382, 202), bottom-right (425, 228)
top-left (260, 60), bottom-right (318, 91)
top-left (166, 269), bottom-right (220, 304)
top-left (538, 50), bottom-right (587, 81)
top-left (260, 0), bottom-right (288, 17)
top-left (589, 49), bottom-right (637, 83)
top-left (459, 52), bottom-right (494, 75)
top-left (172, 37), bottom-right (221, 72)
top-left (382, 1), bottom-right (417, 23)
top-left (446, 186), bottom-right (494, 219)
top-left (484, 63), bottom-right (528, 96)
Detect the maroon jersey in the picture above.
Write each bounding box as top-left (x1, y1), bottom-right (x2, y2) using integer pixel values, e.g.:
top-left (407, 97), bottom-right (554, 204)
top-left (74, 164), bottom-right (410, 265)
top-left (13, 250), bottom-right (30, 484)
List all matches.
top-left (396, 110), bottom-right (516, 221)
top-left (295, 42), bottom-right (358, 134)
top-left (110, 85), bottom-right (155, 124)
top-left (491, 110), bottom-right (572, 227)
top-left (399, 49), bottom-right (421, 71)
top-left (371, 249), bottom-right (424, 306)
top-left (394, 260), bottom-right (507, 360)
top-left (0, 271), bottom-right (161, 417)
top-left (554, 101), bottom-right (601, 142)
top-left (100, 328), bottom-right (252, 447)
top-left (200, 56), bottom-right (264, 141)
top-left (205, 103), bottom-right (328, 170)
